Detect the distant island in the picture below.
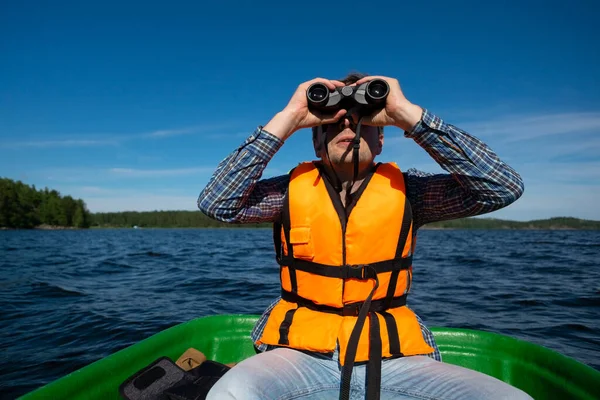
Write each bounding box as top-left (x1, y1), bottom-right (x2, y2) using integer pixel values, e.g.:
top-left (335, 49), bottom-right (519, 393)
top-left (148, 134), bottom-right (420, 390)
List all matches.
top-left (422, 216), bottom-right (600, 230)
top-left (1, 177), bottom-right (599, 230)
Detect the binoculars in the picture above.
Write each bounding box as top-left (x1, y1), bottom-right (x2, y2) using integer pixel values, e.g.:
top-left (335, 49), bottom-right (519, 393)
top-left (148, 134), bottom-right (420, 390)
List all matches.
top-left (306, 79), bottom-right (389, 114)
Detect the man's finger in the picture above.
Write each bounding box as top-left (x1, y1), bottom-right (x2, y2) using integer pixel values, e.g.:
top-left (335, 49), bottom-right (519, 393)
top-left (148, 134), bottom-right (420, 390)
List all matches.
top-left (312, 108), bottom-right (346, 125)
top-left (303, 78), bottom-right (339, 91)
top-left (354, 76), bottom-right (395, 86)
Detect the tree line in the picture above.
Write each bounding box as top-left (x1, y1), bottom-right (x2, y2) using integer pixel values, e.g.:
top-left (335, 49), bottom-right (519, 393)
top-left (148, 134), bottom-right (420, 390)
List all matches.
top-left (92, 210), bottom-right (269, 228)
top-left (0, 178), bottom-right (91, 229)
top-left (71, 212), bottom-right (600, 230)
top-left (424, 216), bottom-right (600, 230)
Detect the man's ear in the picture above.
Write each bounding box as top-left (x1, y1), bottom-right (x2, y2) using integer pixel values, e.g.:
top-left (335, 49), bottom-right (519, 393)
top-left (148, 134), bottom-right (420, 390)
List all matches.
top-left (376, 127), bottom-right (384, 155)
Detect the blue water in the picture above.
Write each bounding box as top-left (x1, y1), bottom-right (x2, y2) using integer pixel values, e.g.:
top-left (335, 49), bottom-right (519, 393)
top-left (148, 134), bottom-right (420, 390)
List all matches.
top-left (1, 229), bottom-right (599, 398)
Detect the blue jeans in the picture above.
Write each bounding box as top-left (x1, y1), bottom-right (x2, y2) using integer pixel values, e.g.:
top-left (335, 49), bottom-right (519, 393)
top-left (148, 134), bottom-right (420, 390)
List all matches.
top-left (206, 347), bottom-right (532, 400)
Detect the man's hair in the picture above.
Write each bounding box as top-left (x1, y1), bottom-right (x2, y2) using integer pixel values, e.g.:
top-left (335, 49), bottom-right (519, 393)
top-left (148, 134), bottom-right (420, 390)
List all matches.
top-left (339, 72), bottom-right (367, 86)
top-left (311, 72), bottom-right (383, 143)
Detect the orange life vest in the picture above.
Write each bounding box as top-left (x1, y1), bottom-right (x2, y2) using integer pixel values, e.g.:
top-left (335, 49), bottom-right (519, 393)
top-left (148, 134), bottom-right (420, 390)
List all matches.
top-left (257, 161), bottom-right (434, 367)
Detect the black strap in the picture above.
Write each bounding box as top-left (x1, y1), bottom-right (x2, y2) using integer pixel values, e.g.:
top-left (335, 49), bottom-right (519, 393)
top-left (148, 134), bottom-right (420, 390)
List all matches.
top-left (322, 128), bottom-right (343, 192)
top-left (385, 199), bottom-right (413, 309)
top-left (348, 118), bottom-right (362, 208)
top-left (278, 308), bottom-right (297, 345)
top-left (366, 312), bottom-right (382, 400)
top-left (273, 220), bottom-right (282, 263)
top-left (273, 166), bottom-right (296, 265)
top-left (281, 290), bottom-right (407, 317)
top-left (340, 265), bottom-right (379, 400)
top-left (380, 311), bottom-right (402, 356)
top-left (278, 256), bottom-right (413, 279)
top-left (280, 190), bottom-right (298, 293)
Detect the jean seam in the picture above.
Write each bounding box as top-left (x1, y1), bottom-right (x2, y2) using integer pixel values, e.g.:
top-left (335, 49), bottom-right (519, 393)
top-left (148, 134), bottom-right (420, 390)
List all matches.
top-left (275, 384), bottom-right (361, 400)
top-left (381, 386), bottom-right (444, 400)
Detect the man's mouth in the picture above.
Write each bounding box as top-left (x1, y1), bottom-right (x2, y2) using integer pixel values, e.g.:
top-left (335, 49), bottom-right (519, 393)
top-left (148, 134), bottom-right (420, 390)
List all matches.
top-left (337, 135), bottom-right (356, 144)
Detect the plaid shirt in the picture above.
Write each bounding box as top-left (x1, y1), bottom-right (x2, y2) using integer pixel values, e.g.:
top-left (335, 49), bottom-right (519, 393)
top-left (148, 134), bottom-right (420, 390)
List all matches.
top-left (198, 109), bottom-right (524, 361)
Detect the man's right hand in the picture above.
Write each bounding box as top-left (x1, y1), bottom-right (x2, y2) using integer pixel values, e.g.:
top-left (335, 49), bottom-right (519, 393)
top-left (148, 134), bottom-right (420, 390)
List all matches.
top-left (264, 78), bottom-right (347, 141)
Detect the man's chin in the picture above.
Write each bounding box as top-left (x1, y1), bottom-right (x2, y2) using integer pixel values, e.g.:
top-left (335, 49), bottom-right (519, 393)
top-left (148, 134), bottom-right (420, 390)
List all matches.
top-left (329, 157), bottom-right (355, 166)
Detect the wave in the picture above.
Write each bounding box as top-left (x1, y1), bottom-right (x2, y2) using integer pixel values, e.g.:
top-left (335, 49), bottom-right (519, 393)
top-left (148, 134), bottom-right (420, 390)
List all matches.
top-left (29, 282), bottom-right (85, 298)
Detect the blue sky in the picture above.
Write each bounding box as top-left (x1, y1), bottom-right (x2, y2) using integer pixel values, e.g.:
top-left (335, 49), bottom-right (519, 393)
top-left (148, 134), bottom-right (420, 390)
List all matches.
top-left (1, 0), bottom-right (599, 221)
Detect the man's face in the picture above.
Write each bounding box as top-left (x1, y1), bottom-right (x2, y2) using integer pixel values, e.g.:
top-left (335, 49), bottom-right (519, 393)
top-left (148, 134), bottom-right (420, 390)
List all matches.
top-left (315, 116), bottom-right (383, 166)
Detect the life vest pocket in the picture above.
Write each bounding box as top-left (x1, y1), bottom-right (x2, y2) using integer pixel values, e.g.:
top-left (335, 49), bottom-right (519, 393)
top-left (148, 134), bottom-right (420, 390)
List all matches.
top-left (289, 226), bottom-right (314, 260)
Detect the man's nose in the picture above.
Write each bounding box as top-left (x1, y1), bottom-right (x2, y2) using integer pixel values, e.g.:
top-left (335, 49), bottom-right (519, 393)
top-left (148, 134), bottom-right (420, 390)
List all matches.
top-left (338, 114), bottom-right (359, 130)
top-left (345, 111), bottom-right (360, 125)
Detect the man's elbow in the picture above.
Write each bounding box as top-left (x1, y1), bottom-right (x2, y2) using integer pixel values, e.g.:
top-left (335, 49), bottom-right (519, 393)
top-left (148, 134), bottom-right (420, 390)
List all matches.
top-left (197, 194), bottom-right (223, 222)
top-left (197, 193), bottom-right (210, 215)
top-left (508, 173), bottom-right (525, 204)
top-left (495, 172), bottom-right (525, 208)
top-left (197, 197), bottom-right (242, 224)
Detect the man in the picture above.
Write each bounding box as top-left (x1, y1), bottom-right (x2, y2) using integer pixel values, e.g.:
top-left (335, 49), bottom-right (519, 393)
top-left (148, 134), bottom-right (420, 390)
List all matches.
top-left (198, 73), bottom-right (530, 399)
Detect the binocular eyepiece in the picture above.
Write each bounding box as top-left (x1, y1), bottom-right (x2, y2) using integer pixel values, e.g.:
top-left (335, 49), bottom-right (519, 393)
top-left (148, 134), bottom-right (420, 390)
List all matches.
top-left (306, 79), bottom-right (389, 113)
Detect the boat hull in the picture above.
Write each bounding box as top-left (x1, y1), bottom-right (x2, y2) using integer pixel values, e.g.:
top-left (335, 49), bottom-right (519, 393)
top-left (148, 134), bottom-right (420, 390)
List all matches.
top-left (20, 314), bottom-right (600, 400)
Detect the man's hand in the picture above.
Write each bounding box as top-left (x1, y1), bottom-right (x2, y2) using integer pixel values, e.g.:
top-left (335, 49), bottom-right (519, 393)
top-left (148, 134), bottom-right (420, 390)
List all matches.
top-left (264, 78), bottom-right (347, 141)
top-left (353, 76), bottom-right (424, 132)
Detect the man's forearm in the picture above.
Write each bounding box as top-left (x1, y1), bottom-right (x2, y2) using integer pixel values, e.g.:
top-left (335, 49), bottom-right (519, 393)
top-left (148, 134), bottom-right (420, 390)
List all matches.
top-left (263, 109), bottom-right (302, 141)
top-left (197, 127), bottom-right (288, 223)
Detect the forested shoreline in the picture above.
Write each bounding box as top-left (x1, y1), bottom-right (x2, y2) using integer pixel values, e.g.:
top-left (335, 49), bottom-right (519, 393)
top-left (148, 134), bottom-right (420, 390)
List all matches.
top-left (0, 178), bottom-right (91, 229)
top-left (2, 178), bottom-right (599, 230)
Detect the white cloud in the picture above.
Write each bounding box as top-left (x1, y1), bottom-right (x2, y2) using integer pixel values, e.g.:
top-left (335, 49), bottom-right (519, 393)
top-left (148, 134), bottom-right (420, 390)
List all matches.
top-left (2, 123), bottom-right (241, 148)
top-left (35, 166), bottom-right (215, 183)
top-left (143, 123), bottom-right (243, 138)
top-left (44, 184), bottom-right (201, 213)
top-left (77, 186), bottom-right (112, 194)
top-left (491, 185), bottom-right (600, 221)
top-left (204, 131), bottom-right (254, 140)
top-left (515, 162), bottom-right (600, 189)
top-left (0, 139), bottom-right (119, 148)
top-left (108, 167), bottom-right (214, 178)
top-left (145, 127), bottom-right (200, 137)
top-left (458, 112), bottom-right (600, 143)
top-left (84, 194), bottom-right (199, 213)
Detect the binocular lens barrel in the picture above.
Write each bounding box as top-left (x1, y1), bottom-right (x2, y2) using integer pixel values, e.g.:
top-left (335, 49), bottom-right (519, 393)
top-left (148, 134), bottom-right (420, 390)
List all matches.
top-left (366, 80), bottom-right (389, 100)
top-left (307, 83), bottom-right (329, 104)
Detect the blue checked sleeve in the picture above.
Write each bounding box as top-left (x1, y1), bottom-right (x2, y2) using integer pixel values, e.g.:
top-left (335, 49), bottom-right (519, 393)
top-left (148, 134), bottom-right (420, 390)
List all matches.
top-left (403, 109), bottom-right (524, 228)
top-left (197, 127), bottom-right (289, 223)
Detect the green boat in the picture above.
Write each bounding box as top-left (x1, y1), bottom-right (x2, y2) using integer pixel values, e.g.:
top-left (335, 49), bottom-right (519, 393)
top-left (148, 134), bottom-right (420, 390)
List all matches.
top-left (20, 314), bottom-right (600, 400)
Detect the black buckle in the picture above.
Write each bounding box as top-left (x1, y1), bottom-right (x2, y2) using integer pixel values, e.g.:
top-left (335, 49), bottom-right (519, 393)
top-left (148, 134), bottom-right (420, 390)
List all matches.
top-left (345, 264), bottom-right (369, 280)
top-left (342, 303), bottom-right (361, 316)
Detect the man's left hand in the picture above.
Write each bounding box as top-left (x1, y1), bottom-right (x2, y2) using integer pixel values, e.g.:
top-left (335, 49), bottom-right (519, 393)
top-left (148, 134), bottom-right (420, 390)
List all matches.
top-left (353, 76), bottom-right (424, 132)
